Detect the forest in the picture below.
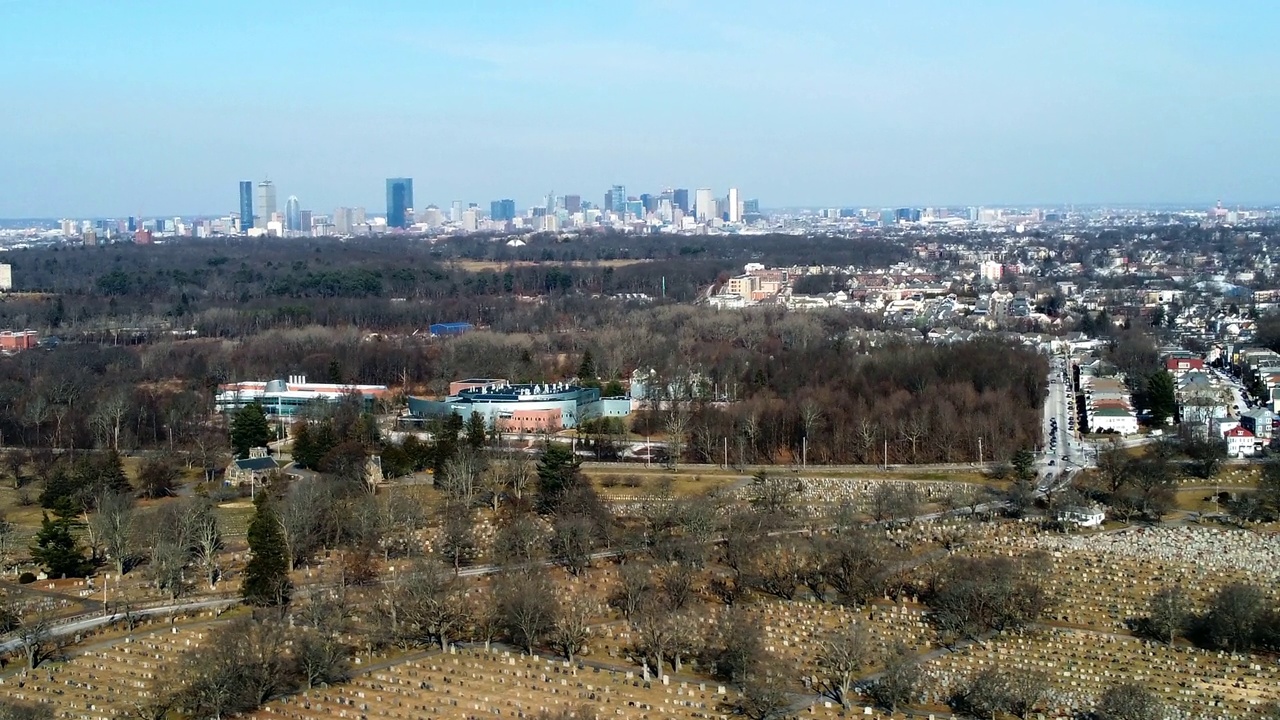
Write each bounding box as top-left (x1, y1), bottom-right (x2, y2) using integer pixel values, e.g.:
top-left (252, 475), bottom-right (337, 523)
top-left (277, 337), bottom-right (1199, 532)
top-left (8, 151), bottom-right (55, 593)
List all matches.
top-left (0, 233), bottom-right (908, 335)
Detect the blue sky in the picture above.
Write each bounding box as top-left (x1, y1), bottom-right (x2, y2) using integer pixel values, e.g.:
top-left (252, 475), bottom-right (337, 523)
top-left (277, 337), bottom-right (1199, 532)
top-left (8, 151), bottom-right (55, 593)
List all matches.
top-left (1, 0), bottom-right (1278, 216)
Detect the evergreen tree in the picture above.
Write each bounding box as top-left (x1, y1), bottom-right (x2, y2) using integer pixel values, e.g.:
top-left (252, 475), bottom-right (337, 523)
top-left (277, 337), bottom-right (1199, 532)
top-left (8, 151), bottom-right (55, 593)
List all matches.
top-left (465, 411), bottom-right (487, 450)
top-left (30, 501), bottom-right (91, 578)
top-left (1146, 370), bottom-right (1177, 427)
top-left (230, 403), bottom-right (271, 459)
top-left (577, 350), bottom-right (597, 380)
top-left (536, 444), bottom-right (580, 514)
top-left (291, 421), bottom-right (317, 469)
top-left (1011, 449), bottom-right (1037, 484)
top-left (241, 493), bottom-right (292, 606)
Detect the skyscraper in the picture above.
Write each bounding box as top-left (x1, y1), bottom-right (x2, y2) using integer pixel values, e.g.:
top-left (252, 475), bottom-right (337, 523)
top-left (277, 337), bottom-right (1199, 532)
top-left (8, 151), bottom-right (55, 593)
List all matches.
top-left (255, 180), bottom-right (276, 230)
top-left (285, 195), bottom-right (302, 232)
top-left (695, 188), bottom-right (715, 222)
top-left (673, 188), bottom-right (690, 213)
top-left (451, 201), bottom-right (463, 223)
top-left (564, 195), bottom-right (582, 213)
top-left (239, 181), bottom-right (254, 232)
top-left (490, 199), bottom-right (516, 222)
top-left (386, 177), bottom-right (413, 229)
top-left (607, 185), bottom-right (626, 214)
top-left (727, 188), bottom-right (742, 223)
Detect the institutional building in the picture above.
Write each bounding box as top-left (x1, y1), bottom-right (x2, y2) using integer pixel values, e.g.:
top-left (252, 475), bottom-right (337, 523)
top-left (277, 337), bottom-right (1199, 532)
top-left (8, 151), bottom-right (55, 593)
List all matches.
top-left (215, 375), bottom-right (391, 418)
top-left (407, 379), bottom-right (631, 431)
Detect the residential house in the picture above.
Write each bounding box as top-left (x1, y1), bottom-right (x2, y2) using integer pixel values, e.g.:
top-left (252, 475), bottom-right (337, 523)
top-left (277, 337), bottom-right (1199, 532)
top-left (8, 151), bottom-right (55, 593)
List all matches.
top-left (1225, 426), bottom-right (1256, 458)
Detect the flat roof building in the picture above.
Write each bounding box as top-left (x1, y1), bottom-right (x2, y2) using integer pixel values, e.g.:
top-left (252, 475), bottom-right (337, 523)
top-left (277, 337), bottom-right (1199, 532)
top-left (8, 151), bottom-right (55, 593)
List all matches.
top-left (216, 375), bottom-right (391, 418)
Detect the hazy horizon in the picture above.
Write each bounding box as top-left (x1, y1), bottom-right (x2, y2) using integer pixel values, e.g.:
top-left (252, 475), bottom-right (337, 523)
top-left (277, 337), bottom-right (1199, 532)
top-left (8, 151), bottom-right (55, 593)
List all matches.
top-left (3, 0), bottom-right (1278, 217)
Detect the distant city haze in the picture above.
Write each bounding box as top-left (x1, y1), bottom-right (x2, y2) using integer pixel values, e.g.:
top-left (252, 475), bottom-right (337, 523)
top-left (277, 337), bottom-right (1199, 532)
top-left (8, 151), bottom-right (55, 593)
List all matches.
top-left (1, 0), bottom-right (1278, 217)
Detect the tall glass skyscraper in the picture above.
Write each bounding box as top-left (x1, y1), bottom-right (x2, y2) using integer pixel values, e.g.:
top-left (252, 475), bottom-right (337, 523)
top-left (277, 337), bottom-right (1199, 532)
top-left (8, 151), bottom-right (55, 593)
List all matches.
top-left (673, 188), bottom-right (690, 213)
top-left (490, 199), bottom-right (516, 222)
top-left (607, 185), bottom-right (626, 214)
top-left (239, 181), bottom-right (254, 232)
top-left (386, 177), bottom-right (414, 228)
top-left (285, 196), bottom-right (302, 232)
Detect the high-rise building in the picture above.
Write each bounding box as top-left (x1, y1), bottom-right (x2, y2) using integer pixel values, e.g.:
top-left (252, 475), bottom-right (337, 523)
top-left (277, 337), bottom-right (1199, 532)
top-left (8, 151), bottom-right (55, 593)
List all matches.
top-left (255, 180), bottom-right (276, 229)
top-left (640, 193), bottom-right (656, 214)
top-left (544, 191), bottom-right (555, 211)
top-left (727, 188), bottom-right (742, 223)
top-left (450, 201), bottom-right (463, 223)
top-left (285, 195), bottom-right (302, 232)
top-left (299, 210), bottom-right (312, 235)
top-left (334, 207), bottom-right (353, 234)
top-left (695, 188), bottom-right (715, 222)
top-left (673, 188), bottom-right (690, 213)
top-left (386, 177), bottom-right (413, 229)
top-left (564, 195), bottom-right (582, 213)
top-left (490, 199), bottom-right (516, 222)
top-left (239, 181), bottom-right (254, 232)
top-left (743, 198), bottom-right (760, 215)
top-left (607, 185), bottom-right (626, 214)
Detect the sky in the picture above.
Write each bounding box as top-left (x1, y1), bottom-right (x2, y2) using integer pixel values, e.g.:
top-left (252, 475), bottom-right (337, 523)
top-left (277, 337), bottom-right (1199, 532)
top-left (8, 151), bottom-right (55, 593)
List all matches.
top-left (1, 0), bottom-right (1278, 217)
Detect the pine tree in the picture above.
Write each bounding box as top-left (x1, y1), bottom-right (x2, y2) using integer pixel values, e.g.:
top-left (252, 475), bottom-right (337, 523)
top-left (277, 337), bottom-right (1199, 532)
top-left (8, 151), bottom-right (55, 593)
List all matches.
top-left (230, 403), bottom-right (271, 459)
top-left (465, 411), bottom-right (487, 450)
top-left (536, 444), bottom-right (580, 514)
top-left (241, 493), bottom-right (292, 606)
top-left (291, 421), bottom-right (316, 469)
top-left (577, 350), bottom-right (597, 380)
top-left (30, 502), bottom-right (91, 578)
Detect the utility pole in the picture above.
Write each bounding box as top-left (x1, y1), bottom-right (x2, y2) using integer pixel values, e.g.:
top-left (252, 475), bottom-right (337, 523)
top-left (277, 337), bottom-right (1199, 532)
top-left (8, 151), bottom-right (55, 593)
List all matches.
top-left (978, 436), bottom-right (983, 466)
top-left (723, 436), bottom-right (728, 469)
top-left (646, 435), bottom-right (650, 469)
top-left (883, 437), bottom-right (889, 470)
top-left (802, 436), bottom-right (807, 470)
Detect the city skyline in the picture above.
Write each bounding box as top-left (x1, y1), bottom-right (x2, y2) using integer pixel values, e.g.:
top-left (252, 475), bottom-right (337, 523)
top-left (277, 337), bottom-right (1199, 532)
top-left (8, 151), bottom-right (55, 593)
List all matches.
top-left (3, 1), bottom-right (1280, 216)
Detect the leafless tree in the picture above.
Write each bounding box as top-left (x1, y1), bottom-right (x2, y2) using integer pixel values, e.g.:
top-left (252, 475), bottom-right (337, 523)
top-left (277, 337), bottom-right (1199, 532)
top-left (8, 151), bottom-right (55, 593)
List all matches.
top-left (814, 624), bottom-right (872, 709)
top-left (440, 450), bottom-right (483, 508)
top-left (611, 562), bottom-right (652, 619)
top-left (498, 571), bottom-right (559, 655)
top-left (189, 503), bottom-right (224, 590)
top-left (17, 606), bottom-right (59, 669)
top-left (550, 595), bottom-right (593, 663)
top-left (91, 490), bottom-right (138, 576)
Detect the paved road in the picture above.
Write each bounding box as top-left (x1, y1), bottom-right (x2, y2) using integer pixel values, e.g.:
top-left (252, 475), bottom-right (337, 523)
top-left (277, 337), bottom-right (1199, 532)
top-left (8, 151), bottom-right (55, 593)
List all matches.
top-left (0, 596), bottom-right (240, 655)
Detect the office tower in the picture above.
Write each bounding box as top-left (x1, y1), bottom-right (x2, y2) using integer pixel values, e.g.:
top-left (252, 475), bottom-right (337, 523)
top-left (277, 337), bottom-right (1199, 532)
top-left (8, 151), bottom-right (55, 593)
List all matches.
top-left (564, 195), bottom-right (582, 213)
top-left (544, 191), bottom-right (555, 211)
top-left (607, 185), bottom-right (625, 214)
top-left (490, 199), bottom-right (516, 222)
top-left (353, 207), bottom-right (366, 224)
top-left (640, 193), bottom-right (656, 214)
top-left (299, 210), bottom-right (312, 234)
top-left (450, 201), bottom-right (463, 222)
top-left (695, 188), bottom-right (715, 222)
top-left (744, 198), bottom-right (760, 215)
top-left (334, 207), bottom-right (353, 234)
top-left (255, 180), bottom-right (276, 229)
top-left (126, 216), bottom-right (137, 233)
top-left (461, 208), bottom-right (479, 231)
top-left (673, 188), bottom-right (690, 213)
top-left (285, 195), bottom-right (302, 232)
top-left (386, 177), bottom-right (413, 229)
top-left (239, 181), bottom-right (254, 232)
top-left (727, 188), bottom-right (741, 223)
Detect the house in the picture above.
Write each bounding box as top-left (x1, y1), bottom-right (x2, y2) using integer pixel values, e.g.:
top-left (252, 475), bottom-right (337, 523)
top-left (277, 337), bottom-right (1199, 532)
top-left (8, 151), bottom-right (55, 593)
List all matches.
top-left (1165, 356), bottom-right (1204, 376)
top-left (1238, 407), bottom-right (1274, 443)
top-left (1057, 506), bottom-right (1106, 528)
top-left (1224, 426), bottom-right (1256, 458)
top-left (226, 447), bottom-right (279, 486)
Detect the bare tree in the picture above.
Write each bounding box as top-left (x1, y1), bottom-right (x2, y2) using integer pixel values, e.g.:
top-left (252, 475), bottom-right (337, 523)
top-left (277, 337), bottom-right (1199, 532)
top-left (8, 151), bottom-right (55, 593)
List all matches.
top-left (17, 606), bottom-right (59, 669)
top-left (91, 490), bottom-right (138, 576)
top-left (611, 562), bottom-right (652, 619)
top-left (497, 571), bottom-right (558, 655)
top-left (664, 406), bottom-right (690, 470)
top-left (814, 624), bottom-right (872, 710)
top-left (869, 643), bottom-right (921, 713)
top-left (550, 595), bottom-right (593, 663)
top-left (1097, 682), bottom-right (1162, 720)
top-left (190, 504), bottom-right (224, 590)
top-left (440, 451), bottom-right (482, 508)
